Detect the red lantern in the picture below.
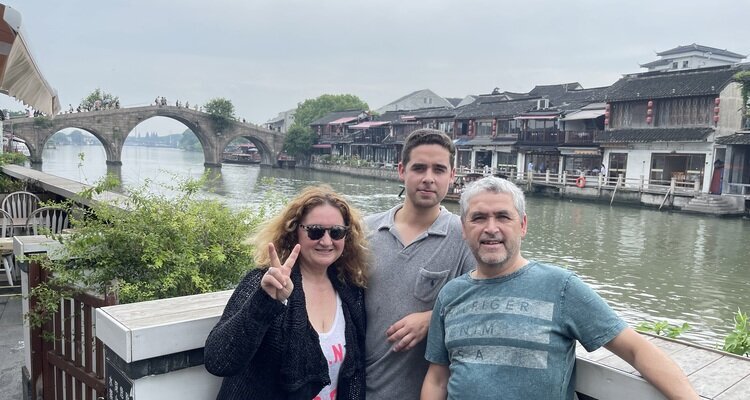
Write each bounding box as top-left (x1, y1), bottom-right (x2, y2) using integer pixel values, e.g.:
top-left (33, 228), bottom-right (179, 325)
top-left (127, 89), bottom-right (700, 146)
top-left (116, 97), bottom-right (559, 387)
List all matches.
top-left (604, 110), bottom-right (610, 117)
top-left (605, 103), bottom-right (610, 111)
top-left (715, 98), bottom-right (721, 105)
top-left (604, 118), bottom-right (609, 126)
top-left (646, 109), bottom-right (653, 116)
top-left (647, 100), bottom-right (654, 108)
top-left (713, 115), bottom-right (720, 123)
top-left (646, 116), bottom-right (653, 124)
top-left (714, 107), bottom-right (720, 114)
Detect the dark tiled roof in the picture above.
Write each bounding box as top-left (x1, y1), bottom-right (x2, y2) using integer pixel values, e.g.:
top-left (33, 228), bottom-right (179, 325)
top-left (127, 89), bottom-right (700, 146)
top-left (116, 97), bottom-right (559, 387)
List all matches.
top-left (455, 98), bottom-right (539, 119)
top-left (445, 98), bottom-right (463, 107)
top-left (604, 65), bottom-right (742, 102)
top-left (528, 82), bottom-right (582, 99)
top-left (554, 87), bottom-right (610, 111)
top-left (716, 132), bottom-right (750, 145)
top-left (658, 44), bottom-right (745, 59)
top-left (309, 110), bottom-right (365, 125)
top-left (640, 59), bottom-right (673, 68)
top-left (596, 128), bottom-right (713, 143)
top-left (412, 107), bottom-right (457, 119)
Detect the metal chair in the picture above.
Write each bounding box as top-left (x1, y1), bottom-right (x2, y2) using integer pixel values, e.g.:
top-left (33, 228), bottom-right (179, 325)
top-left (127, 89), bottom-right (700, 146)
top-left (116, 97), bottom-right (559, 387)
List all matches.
top-left (2, 191), bottom-right (40, 234)
top-left (0, 209), bottom-right (15, 286)
top-left (25, 206), bottom-right (71, 236)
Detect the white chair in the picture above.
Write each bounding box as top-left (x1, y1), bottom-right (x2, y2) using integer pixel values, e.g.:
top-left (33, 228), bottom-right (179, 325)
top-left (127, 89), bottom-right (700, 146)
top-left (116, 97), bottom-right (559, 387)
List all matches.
top-left (26, 206), bottom-right (71, 236)
top-left (0, 209), bottom-right (15, 286)
top-left (2, 191), bottom-right (40, 235)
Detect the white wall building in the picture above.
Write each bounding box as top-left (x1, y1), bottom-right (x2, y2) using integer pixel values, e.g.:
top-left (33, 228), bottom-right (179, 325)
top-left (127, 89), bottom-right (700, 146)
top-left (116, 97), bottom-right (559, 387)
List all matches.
top-left (640, 43), bottom-right (746, 72)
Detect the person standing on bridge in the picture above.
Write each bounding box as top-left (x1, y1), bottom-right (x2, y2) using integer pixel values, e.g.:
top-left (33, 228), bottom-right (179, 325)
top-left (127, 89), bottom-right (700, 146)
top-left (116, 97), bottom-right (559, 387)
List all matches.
top-left (421, 176), bottom-right (699, 400)
top-left (205, 186), bottom-right (368, 399)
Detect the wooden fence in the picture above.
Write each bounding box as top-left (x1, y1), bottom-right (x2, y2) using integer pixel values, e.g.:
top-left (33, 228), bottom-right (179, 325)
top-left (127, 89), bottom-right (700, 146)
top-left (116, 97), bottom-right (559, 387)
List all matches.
top-left (28, 260), bottom-right (117, 400)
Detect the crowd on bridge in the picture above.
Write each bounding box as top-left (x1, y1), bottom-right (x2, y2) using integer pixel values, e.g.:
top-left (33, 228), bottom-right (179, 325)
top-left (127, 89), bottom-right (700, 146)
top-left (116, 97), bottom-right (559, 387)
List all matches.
top-left (155, 96), bottom-right (201, 111)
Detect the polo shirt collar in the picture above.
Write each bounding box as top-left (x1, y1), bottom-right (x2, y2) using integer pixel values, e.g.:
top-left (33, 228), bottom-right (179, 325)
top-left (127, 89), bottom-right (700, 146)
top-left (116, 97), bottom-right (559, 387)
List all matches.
top-left (376, 204), bottom-right (452, 236)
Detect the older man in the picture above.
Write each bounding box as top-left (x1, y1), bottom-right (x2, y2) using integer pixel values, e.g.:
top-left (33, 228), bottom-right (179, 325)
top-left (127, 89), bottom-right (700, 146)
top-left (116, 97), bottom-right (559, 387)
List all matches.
top-left (421, 176), bottom-right (698, 400)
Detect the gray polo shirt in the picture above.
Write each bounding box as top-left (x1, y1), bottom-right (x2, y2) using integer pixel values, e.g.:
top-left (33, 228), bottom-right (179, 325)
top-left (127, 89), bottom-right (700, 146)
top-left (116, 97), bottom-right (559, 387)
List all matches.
top-left (364, 204), bottom-right (476, 400)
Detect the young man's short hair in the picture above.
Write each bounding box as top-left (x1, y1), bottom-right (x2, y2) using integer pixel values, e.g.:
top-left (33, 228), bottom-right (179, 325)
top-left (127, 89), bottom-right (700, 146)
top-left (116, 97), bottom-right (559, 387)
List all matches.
top-left (400, 129), bottom-right (456, 167)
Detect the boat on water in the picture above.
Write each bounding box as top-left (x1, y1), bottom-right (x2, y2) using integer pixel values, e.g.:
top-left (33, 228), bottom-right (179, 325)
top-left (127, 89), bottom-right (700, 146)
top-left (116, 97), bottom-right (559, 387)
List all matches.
top-left (222, 143), bottom-right (261, 164)
top-left (443, 172), bottom-right (486, 202)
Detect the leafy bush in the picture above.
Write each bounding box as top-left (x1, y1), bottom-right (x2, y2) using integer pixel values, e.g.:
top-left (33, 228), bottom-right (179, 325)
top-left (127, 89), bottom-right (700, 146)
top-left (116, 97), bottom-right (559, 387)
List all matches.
top-left (635, 320), bottom-right (691, 339)
top-left (0, 152), bottom-right (30, 192)
top-left (723, 308), bottom-right (750, 356)
top-left (28, 174), bottom-right (261, 316)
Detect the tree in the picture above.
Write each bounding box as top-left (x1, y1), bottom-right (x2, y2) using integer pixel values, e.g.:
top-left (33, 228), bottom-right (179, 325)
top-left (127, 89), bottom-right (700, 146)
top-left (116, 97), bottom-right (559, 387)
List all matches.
top-left (733, 71), bottom-right (750, 129)
top-left (283, 125), bottom-right (316, 157)
top-left (204, 98), bottom-right (236, 133)
top-left (79, 88), bottom-right (119, 110)
top-left (293, 94), bottom-right (369, 128)
top-left (179, 129), bottom-right (202, 152)
top-left (284, 94), bottom-right (369, 156)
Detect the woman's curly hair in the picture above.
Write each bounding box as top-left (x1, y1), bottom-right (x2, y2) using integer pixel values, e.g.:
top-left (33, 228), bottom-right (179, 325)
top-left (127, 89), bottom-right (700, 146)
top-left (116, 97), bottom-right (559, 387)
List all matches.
top-left (253, 185), bottom-right (369, 287)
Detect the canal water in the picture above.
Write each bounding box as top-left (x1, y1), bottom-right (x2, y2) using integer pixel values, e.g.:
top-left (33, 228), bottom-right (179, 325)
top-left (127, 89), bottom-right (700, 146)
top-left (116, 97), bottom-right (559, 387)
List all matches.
top-left (38, 145), bottom-right (750, 349)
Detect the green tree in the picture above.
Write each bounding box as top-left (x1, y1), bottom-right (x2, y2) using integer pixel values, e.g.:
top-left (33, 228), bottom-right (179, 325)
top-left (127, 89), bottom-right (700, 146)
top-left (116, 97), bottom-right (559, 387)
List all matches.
top-left (204, 98), bottom-right (236, 133)
top-left (283, 125), bottom-right (316, 156)
top-left (79, 88), bottom-right (119, 110)
top-left (284, 94), bottom-right (368, 156)
top-left (179, 129), bottom-right (202, 152)
top-left (733, 71), bottom-right (750, 128)
top-left (293, 94), bottom-right (368, 128)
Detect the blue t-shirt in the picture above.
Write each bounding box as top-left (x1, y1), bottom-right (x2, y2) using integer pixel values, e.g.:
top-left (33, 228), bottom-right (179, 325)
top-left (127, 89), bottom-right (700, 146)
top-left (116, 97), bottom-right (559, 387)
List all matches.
top-left (425, 261), bottom-right (627, 400)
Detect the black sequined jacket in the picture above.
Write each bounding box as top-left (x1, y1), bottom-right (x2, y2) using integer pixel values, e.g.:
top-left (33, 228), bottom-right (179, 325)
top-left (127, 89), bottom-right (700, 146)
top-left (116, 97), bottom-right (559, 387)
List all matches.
top-left (204, 266), bottom-right (366, 399)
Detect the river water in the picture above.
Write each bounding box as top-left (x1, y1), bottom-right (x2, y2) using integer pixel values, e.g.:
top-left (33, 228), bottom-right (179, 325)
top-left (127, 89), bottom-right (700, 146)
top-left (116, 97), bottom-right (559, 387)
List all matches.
top-left (38, 144), bottom-right (750, 348)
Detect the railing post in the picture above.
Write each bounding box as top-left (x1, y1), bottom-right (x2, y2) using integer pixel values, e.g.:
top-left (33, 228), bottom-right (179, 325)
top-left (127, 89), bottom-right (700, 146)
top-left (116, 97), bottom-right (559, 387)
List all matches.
top-left (670, 178), bottom-right (677, 193)
top-left (618, 174), bottom-right (624, 188)
top-left (693, 179), bottom-right (700, 193)
top-left (640, 175), bottom-right (645, 193)
top-left (562, 171), bottom-right (568, 186)
top-left (545, 169), bottom-right (551, 183)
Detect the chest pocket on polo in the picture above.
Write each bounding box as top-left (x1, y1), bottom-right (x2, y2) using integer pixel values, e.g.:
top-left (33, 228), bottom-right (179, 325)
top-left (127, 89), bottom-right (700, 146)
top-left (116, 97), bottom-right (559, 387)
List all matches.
top-left (414, 268), bottom-right (450, 303)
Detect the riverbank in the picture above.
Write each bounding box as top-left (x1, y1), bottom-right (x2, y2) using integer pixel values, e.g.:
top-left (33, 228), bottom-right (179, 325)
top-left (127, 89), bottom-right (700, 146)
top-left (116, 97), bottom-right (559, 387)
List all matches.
top-left (308, 162), bottom-right (749, 217)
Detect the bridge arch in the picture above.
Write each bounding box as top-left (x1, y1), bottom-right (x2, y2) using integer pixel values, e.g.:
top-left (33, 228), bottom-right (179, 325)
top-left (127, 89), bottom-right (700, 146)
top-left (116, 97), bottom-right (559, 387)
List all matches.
top-left (2, 106), bottom-right (286, 168)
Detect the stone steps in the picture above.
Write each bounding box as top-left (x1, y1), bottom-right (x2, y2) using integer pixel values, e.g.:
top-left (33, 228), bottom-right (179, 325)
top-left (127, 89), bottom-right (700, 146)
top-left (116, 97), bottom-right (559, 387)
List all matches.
top-left (681, 195), bottom-right (745, 215)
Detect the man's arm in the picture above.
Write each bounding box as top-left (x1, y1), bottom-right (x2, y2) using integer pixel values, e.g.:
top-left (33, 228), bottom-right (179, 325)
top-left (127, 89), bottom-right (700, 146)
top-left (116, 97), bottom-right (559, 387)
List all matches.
top-left (387, 310), bottom-right (431, 352)
top-left (420, 363), bottom-right (449, 400)
top-left (604, 328), bottom-right (699, 400)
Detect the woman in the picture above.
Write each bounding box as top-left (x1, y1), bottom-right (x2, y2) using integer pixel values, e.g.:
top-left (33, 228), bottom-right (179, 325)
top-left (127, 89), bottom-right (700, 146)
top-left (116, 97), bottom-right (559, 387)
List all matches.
top-left (205, 186), bottom-right (368, 399)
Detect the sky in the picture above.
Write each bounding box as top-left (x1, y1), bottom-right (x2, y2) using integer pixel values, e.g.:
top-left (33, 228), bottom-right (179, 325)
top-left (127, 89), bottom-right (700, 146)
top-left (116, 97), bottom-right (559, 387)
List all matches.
top-left (2, 0), bottom-right (749, 135)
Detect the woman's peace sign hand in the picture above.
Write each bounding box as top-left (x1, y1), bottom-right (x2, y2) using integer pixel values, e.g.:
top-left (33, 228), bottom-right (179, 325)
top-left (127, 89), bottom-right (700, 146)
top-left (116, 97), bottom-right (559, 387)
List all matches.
top-left (260, 243), bottom-right (301, 303)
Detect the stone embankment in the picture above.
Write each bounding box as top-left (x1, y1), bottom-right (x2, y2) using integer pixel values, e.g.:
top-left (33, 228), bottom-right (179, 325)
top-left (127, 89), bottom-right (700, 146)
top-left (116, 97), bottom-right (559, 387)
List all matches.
top-left (310, 162), bottom-right (400, 181)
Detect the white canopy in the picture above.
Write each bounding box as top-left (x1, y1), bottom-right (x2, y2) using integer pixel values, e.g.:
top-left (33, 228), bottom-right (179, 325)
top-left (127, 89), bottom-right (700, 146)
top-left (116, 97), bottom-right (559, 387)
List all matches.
top-left (0, 4), bottom-right (60, 115)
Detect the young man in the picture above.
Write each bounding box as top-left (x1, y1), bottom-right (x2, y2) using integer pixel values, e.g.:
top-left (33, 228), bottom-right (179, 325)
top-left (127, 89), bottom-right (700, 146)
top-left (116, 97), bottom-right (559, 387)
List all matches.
top-left (365, 129), bottom-right (476, 399)
top-left (422, 176), bottom-right (699, 400)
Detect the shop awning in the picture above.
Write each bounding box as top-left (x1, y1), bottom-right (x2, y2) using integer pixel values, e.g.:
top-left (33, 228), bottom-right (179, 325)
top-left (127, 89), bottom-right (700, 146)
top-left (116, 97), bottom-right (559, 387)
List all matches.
top-left (349, 121), bottom-right (389, 129)
top-left (560, 109), bottom-right (605, 121)
top-left (328, 116), bottom-right (358, 125)
top-left (0, 5), bottom-right (60, 115)
top-left (515, 114), bottom-right (558, 120)
top-left (312, 144), bottom-right (332, 149)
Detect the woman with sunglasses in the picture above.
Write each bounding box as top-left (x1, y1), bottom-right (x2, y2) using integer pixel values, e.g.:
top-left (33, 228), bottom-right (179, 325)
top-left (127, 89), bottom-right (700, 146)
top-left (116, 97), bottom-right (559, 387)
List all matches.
top-left (205, 185), bottom-right (369, 400)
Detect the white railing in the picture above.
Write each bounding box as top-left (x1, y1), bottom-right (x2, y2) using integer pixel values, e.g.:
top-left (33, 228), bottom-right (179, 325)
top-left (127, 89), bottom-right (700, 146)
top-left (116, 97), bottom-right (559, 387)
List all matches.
top-left (727, 183), bottom-right (750, 196)
top-left (512, 171), bottom-right (702, 195)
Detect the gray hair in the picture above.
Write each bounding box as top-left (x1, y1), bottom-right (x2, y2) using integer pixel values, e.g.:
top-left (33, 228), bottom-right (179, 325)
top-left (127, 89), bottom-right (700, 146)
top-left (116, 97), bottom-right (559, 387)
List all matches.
top-left (459, 176), bottom-right (526, 221)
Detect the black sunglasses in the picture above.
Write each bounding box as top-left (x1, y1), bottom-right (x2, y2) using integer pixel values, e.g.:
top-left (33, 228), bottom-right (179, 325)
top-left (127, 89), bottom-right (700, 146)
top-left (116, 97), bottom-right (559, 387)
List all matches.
top-left (300, 224), bottom-right (349, 241)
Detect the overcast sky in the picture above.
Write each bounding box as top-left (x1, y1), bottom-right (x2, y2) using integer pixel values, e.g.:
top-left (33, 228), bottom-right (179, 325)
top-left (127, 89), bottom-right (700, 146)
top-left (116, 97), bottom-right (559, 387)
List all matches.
top-left (2, 0), bottom-right (748, 135)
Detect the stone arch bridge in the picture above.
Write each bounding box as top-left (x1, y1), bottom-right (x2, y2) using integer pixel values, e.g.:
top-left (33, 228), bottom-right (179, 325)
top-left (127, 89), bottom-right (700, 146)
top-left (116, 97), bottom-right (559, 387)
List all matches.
top-left (2, 106), bottom-right (286, 167)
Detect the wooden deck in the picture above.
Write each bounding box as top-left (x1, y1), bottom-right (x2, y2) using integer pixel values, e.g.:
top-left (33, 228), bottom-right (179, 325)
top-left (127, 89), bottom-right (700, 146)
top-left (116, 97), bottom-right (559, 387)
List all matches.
top-left (575, 334), bottom-right (750, 399)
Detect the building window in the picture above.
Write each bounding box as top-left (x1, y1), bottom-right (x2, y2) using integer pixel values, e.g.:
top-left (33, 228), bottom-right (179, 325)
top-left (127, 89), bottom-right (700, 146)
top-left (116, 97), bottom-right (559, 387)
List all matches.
top-left (672, 62), bottom-right (678, 69)
top-left (682, 61), bottom-right (689, 68)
